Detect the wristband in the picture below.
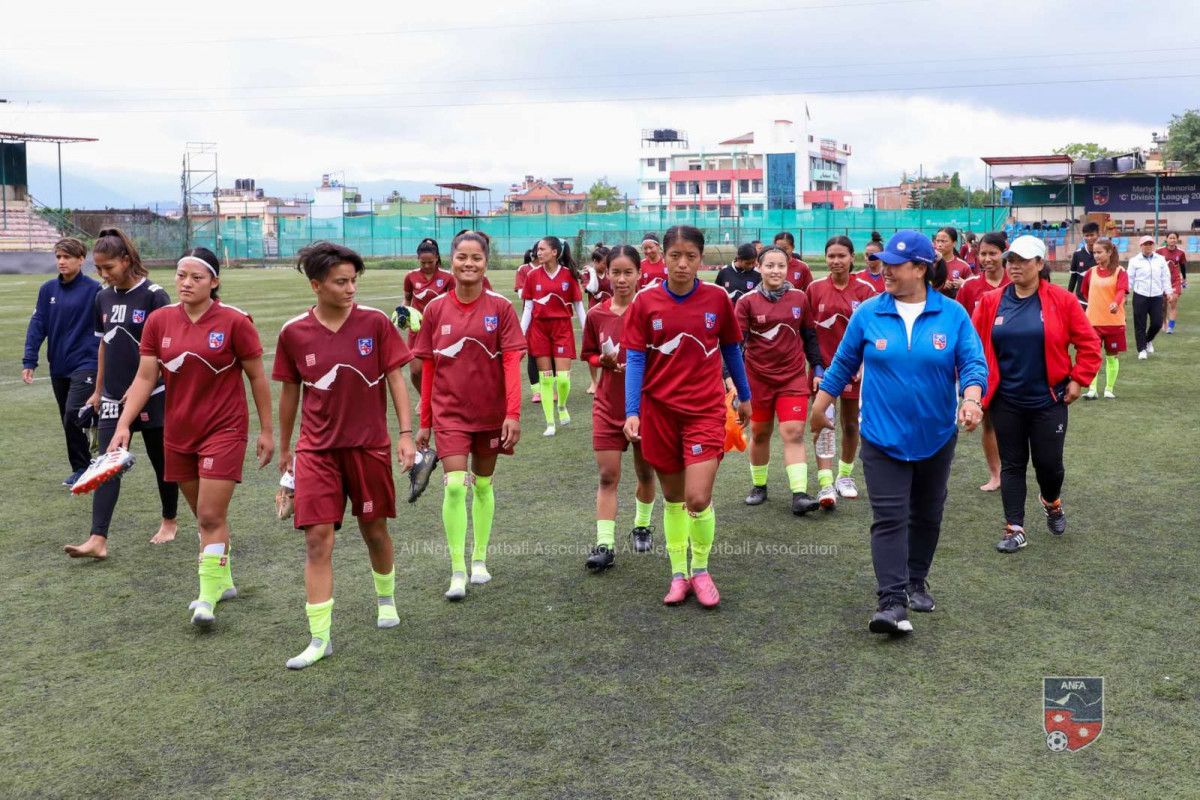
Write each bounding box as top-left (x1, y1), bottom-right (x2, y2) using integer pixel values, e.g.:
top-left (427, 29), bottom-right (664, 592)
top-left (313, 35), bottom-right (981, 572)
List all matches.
top-left (398, 429), bottom-right (413, 435)
top-left (960, 398), bottom-right (983, 411)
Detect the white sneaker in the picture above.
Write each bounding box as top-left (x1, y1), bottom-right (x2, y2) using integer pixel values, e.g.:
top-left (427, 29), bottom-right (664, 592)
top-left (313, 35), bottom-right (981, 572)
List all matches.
top-left (817, 484), bottom-right (838, 509)
top-left (1137, 350), bottom-right (1148, 360)
top-left (543, 424), bottom-right (556, 437)
top-left (835, 475), bottom-right (859, 499)
top-left (470, 561), bottom-right (491, 584)
top-left (1084, 388), bottom-right (1098, 399)
top-left (1146, 342), bottom-right (1155, 354)
top-left (1104, 389), bottom-right (1117, 399)
top-left (557, 408), bottom-right (571, 427)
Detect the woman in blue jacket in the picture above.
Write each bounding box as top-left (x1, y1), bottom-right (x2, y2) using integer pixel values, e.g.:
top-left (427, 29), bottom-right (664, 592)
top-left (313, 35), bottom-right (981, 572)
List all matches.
top-left (810, 230), bottom-right (987, 635)
top-left (21, 238), bottom-right (101, 485)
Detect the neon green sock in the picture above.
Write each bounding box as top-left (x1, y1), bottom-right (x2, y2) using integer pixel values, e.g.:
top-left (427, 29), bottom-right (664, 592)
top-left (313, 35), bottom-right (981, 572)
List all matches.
top-left (306, 598), bottom-right (333, 641)
top-left (751, 463), bottom-right (769, 487)
top-left (220, 546), bottom-right (234, 592)
top-left (1105, 355), bottom-right (1119, 390)
top-left (372, 567), bottom-right (395, 598)
top-left (838, 460), bottom-right (854, 478)
top-left (688, 505), bottom-right (716, 573)
top-left (555, 372), bottom-right (571, 409)
top-left (197, 551), bottom-right (227, 606)
top-left (1089, 373), bottom-right (1098, 392)
top-left (663, 501), bottom-right (689, 577)
top-left (634, 498), bottom-right (654, 528)
top-left (817, 468), bottom-right (834, 489)
top-left (373, 568), bottom-right (399, 627)
top-left (596, 519), bottom-right (616, 548)
top-left (787, 463), bottom-right (809, 493)
top-left (443, 471), bottom-right (468, 574)
top-left (539, 373), bottom-right (556, 425)
top-left (471, 474), bottom-right (494, 563)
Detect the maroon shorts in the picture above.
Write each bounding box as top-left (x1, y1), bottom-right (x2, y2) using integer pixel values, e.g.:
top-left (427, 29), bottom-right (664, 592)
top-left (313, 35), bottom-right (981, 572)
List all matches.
top-left (527, 317), bottom-right (577, 360)
top-left (164, 429), bottom-right (247, 483)
top-left (294, 446), bottom-right (396, 529)
top-left (750, 392), bottom-right (808, 424)
top-left (1094, 325), bottom-right (1127, 354)
top-left (840, 374), bottom-right (862, 400)
top-left (639, 395), bottom-right (724, 474)
top-left (592, 415), bottom-right (629, 452)
top-left (436, 428), bottom-right (514, 459)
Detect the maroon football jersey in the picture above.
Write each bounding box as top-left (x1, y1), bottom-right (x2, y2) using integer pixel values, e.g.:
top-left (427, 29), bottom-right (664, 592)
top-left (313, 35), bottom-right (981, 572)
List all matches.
top-left (623, 281), bottom-right (740, 416)
top-left (412, 290), bottom-right (526, 431)
top-left (273, 304), bottom-right (412, 451)
top-left (788, 257), bottom-right (814, 291)
top-left (404, 268), bottom-right (456, 314)
top-left (520, 265), bottom-right (583, 320)
top-left (639, 259), bottom-right (669, 289)
top-left (956, 273), bottom-right (1011, 317)
top-left (852, 268), bottom-right (885, 294)
top-left (581, 299), bottom-right (628, 430)
top-left (806, 276), bottom-right (877, 367)
top-left (140, 300), bottom-right (263, 452)
top-left (582, 266), bottom-right (614, 308)
top-left (735, 288), bottom-right (815, 393)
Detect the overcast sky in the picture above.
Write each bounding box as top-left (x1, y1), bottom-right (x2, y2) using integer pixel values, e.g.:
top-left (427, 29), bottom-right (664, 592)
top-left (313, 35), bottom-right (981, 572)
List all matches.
top-left (3, 0), bottom-right (1197, 207)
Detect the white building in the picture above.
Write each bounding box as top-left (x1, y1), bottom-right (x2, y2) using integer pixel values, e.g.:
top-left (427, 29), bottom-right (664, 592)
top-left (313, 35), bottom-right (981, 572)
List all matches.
top-left (636, 119), bottom-right (853, 215)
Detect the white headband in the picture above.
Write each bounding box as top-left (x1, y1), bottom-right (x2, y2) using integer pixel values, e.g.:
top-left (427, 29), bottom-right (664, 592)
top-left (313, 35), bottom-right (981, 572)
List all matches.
top-left (177, 255), bottom-right (217, 277)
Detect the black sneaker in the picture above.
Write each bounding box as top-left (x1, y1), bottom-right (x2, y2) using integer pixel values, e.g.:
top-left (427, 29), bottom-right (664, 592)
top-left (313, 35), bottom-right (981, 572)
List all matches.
top-left (631, 526), bottom-right (653, 553)
top-left (745, 485), bottom-right (768, 506)
top-left (907, 579), bottom-right (936, 613)
top-left (585, 544), bottom-right (615, 572)
top-left (791, 492), bottom-right (820, 516)
top-left (996, 525), bottom-right (1028, 553)
top-left (407, 448), bottom-right (439, 503)
top-left (1040, 496), bottom-right (1066, 536)
top-left (869, 602), bottom-right (913, 634)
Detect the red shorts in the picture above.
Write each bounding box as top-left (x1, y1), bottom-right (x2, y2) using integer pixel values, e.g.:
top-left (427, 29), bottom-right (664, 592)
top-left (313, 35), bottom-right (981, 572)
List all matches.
top-left (293, 445), bottom-right (396, 529)
top-left (164, 429), bottom-right (247, 483)
top-left (840, 374), bottom-right (862, 400)
top-left (639, 395), bottom-right (724, 474)
top-left (436, 428), bottom-right (513, 459)
top-left (1094, 325), bottom-right (1126, 354)
top-left (527, 317), bottom-right (577, 360)
top-left (750, 392), bottom-right (808, 424)
top-left (592, 416), bottom-right (629, 452)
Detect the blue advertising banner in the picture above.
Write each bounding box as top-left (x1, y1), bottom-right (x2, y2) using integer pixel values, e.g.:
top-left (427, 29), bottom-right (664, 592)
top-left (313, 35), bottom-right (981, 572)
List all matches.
top-left (1084, 175), bottom-right (1200, 213)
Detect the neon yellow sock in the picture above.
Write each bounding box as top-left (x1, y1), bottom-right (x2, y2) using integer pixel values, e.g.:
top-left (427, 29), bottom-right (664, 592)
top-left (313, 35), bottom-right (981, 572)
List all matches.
top-left (197, 551), bottom-right (226, 606)
top-left (1105, 355), bottom-right (1119, 390)
top-left (373, 568), bottom-right (399, 627)
top-left (372, 567), bottom-right (395, 598)
top-left (1089, 374), bottom-right (1098, 392)
top-left (555, 372), bottom-right (571, 409)
top-left (817, 468), bottom-right (834, 488)
top-left (539, 373), bottom-right (556, 425)
top-left (663, 501), bottom-right (689, 577)
top-left (787, 463), bottom-right (809, 493)
top-left (751, 463), bottom-right (769, 487)
top-left (306, 598), bottom-right (333, 641)
top-left (838, 460), bottom-right (854, 478)
top-left (596, 519), bottom-right (616, 548)
top-left (443, 471), bottom-right (468, 573)
top-left (688, 505), bottom-right (716, 573)
top-left (634, 498), bottom-right (654, 528)
top-left (220, 546), bottom-right (234, 592)
top-left (471, 474), bottom-right (494, 563)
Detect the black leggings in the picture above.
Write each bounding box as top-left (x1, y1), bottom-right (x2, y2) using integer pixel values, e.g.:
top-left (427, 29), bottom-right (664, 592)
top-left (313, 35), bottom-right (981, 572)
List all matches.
top-left (1131, 293), bottom-right (1164, 352)
top-left (989, 394), bottom-right (1067, 527)
top-left (51, 372), bottom-right (95, 472)
top-left (91, 425), bottom-right (178, 538)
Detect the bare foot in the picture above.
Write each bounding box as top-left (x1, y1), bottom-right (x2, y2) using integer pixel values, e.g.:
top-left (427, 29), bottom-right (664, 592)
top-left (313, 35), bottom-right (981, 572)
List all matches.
top-left (64, 534), bottom-right (108, 560)
top-left (980, 478), bottom-right (1001, 492)
top-left (150, 519), bottom-right (178, 544)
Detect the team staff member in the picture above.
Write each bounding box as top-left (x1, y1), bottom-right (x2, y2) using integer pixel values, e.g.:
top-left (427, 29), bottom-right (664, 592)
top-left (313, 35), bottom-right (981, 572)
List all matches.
top-left (1126, 235), bottom-right (1174, 359)
top-left (414, 231), bottom-right (525, 601)
top-left (1068, 222), bottom-right (1100, 306)
top-left (64, 229), bottom-right (178, 560)
top-left (639, 233), bottom-right (668, 288)
top-left (972, 235), bottom-right (1100, 554)
top-left (956, 231), bottom-right (1011, 492)
top-left (1157, 233), bottom-right (1187, 332)
top-left (772, 231), bottom-right (813, 290)
top-left (112, 247), bottom-right (274, 628)
top-left (623, 225), bottom-right (750, 609)
top-left (581, 245), bottom-right (659, 570)
top-left (736, 246), bottom-right (823, 515)
top-left (810, 230), bottom-right (987, 635)
top-left (275, 242), bottom-right (417, 670)
top-left (1081, 238), bottom-right (1127, 399)
top-left (22, 237), bottom-right (100, 485)
top-left (520, 236), bottom-right (587, 436)
top-left (401, 238), bottom-right (454, 390)
top-left (807, 236), bottom-right (876, 508)
top-left (714, 243), bottom-right (761, 303)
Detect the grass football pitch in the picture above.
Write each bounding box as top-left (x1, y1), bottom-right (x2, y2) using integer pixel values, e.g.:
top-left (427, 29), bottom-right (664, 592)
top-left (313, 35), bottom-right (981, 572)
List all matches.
top-left (1, 268), bottom-right (1195, 799)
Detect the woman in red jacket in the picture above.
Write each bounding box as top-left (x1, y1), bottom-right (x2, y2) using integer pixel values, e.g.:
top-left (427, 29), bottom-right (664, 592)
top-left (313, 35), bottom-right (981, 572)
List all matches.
top-left (972, 236), bottom-right (1101, 555)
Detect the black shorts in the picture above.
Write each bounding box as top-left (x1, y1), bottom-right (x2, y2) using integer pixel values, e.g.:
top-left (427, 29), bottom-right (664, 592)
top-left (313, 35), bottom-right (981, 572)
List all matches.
top-left (99, 390), bottom-right (166, 431)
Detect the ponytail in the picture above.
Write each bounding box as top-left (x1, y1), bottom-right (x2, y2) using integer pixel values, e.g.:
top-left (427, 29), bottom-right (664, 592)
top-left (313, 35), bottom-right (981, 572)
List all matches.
top-left (94, 227), bottom-right (147, 279)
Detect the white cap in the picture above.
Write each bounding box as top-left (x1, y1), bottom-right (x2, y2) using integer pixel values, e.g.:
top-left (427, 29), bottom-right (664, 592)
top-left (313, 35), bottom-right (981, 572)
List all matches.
top-left (1003, 235), bottom-right (1046, 260)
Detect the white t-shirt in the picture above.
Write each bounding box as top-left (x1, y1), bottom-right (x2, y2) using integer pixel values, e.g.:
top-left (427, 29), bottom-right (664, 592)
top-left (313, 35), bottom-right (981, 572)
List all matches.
top-left (894, 300), bottom-right (926, 346)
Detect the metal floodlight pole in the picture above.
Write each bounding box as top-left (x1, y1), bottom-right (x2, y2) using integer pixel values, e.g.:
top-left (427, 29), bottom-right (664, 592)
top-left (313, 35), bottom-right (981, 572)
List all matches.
top-left (1, 136), bottom-right (7, 230)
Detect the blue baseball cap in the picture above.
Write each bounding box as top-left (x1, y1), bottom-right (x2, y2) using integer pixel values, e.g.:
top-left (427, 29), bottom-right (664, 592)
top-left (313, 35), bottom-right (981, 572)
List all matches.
top-left (868, 230), bottom-right (936, 265)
